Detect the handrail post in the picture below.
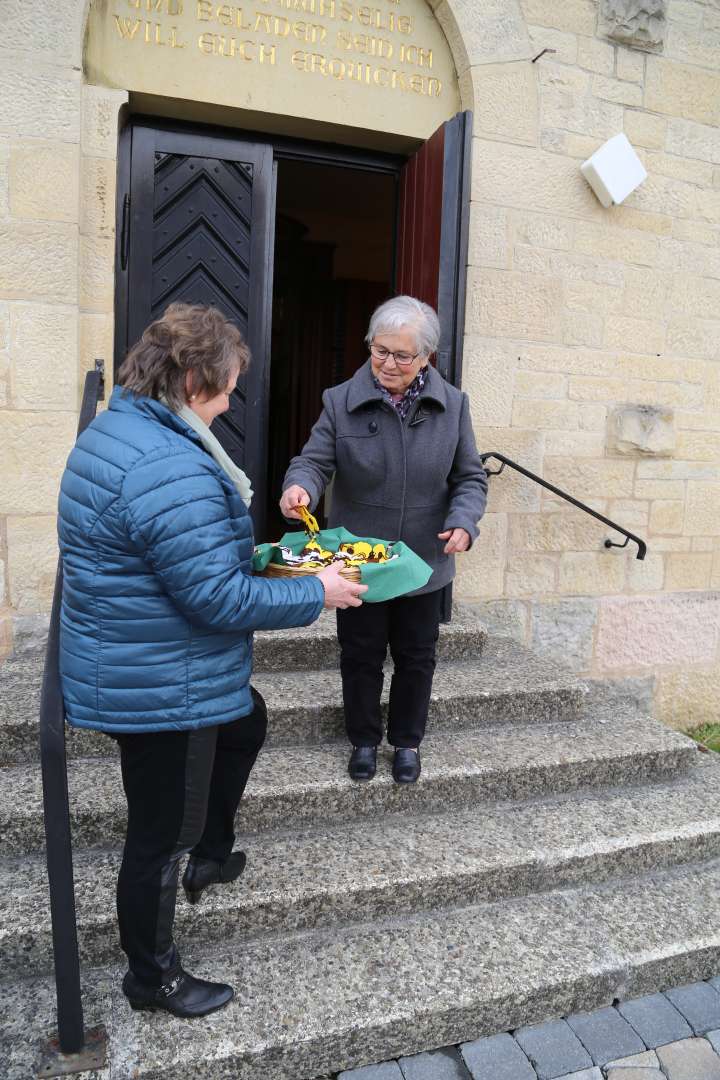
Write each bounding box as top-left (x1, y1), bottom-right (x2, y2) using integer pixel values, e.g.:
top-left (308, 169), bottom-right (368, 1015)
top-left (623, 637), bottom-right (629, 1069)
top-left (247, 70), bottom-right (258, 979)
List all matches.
top-left (37, 364), bottom-right (108, 1077)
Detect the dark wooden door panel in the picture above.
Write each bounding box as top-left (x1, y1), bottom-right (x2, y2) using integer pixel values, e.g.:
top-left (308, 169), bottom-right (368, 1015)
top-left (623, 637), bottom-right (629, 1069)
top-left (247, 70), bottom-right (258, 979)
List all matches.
top-left (396, 122), bottom-right (445, 310)
top-left (396, 111), bottom-right (473, 621)
top-left (395, 111), bottom-right (472, 388)
top-left (124, 122), bottom-right (275, 533)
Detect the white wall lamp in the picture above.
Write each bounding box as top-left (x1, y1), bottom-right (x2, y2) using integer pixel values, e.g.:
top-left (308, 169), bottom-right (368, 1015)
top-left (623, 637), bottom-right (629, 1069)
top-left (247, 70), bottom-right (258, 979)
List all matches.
top-left (581, 132), bottom-right (648, 208)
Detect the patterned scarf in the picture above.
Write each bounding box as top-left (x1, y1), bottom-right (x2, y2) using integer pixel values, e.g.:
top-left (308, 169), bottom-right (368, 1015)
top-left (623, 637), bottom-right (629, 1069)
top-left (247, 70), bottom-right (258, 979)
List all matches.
top-left (372, 364), bottom-right (429, 421)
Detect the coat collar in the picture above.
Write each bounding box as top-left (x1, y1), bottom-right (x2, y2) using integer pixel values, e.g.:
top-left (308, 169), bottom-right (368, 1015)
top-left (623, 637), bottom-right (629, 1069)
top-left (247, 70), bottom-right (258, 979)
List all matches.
top-left (109, 385), bottom-right (204, 448)
top-left (346, 359), bottom-right (448, 413)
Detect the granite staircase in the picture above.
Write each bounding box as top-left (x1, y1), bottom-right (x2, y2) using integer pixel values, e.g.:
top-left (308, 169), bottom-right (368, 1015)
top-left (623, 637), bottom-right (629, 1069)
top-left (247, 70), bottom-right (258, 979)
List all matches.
top-left (2, 606), bottom-right (720, 1079)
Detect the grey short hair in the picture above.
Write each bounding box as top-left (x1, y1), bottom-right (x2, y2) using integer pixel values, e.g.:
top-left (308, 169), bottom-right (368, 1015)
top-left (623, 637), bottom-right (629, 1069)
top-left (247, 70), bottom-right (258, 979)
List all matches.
top-left (365, 295), bottom-right (440, 357)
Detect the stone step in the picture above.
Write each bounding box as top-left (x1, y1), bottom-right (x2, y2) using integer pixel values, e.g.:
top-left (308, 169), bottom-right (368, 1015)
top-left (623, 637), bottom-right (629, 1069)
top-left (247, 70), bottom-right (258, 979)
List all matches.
top-left (0, 708), bottom-right (696, 855)
top-left (4, 756), bottom-right (720, 978)
top-left (0, 605), bottom-right (486, 752)
top-left (5, 856), bottom-right (720, 1080)
top-left (252, 604), bottom-right (487, 672)
top-left (0, 637), bottom-right (584, 765)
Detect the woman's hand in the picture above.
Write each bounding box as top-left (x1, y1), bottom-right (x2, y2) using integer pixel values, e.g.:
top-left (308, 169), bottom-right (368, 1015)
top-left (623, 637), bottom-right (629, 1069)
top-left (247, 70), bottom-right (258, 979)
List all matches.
top-left (438, 528), bottom-right (471, 555)
top-left (280, 485), bottom-right (311, 520)
top-left (317, 562), bottom-right (368, 610)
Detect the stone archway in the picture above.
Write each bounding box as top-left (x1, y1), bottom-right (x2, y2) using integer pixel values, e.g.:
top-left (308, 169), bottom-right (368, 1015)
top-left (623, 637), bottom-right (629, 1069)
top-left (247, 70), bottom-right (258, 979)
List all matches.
top-left (83, 0), bottom-right (464, 143)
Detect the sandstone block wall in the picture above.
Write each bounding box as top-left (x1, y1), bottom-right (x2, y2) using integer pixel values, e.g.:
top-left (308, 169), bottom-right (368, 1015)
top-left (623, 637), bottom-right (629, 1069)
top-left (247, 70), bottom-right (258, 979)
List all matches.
top-left (446, 0), bottom-right (720, 729)
top-left (0, 2), bottom-right (126, 655)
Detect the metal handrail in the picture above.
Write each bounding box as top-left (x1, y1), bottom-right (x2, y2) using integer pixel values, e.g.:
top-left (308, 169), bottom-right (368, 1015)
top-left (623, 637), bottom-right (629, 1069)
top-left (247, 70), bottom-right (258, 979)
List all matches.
top-left (480, 452), bottom-right (647, 561)
top-left (39, 361), bottom-right (105, 1066)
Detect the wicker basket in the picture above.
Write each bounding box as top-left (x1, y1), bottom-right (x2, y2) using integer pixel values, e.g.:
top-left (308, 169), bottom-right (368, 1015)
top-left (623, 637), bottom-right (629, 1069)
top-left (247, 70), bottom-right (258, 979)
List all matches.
top-left (261, 561), bottom-right (361, 582)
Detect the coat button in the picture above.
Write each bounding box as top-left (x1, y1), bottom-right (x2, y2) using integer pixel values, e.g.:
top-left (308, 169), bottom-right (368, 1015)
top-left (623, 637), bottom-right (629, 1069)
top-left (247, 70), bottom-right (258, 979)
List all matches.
top-left (368, 421), bottom-right (378, 434)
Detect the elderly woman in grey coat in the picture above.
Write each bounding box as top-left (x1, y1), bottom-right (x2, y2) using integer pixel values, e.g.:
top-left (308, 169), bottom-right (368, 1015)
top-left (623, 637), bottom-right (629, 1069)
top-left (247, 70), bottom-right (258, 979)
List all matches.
top-left (280, 295), bottom-right (487, 783)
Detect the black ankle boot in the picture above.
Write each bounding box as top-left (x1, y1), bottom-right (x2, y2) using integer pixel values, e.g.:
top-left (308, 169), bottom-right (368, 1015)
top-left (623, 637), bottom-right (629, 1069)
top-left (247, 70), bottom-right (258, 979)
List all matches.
top-left (122, 968), bottom-right (233, 1018)
top-left (393, 747), bottom-right (421, 783)
top-left (348, 745), bottom-right (377, 781)
top-left (182, 850), bottom-right (247, 905)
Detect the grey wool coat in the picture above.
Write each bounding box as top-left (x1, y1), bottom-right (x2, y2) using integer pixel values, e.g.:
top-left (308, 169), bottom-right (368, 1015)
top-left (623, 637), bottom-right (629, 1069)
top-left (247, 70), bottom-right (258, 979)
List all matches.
top-left (282, 360), bottom-right (488, 595)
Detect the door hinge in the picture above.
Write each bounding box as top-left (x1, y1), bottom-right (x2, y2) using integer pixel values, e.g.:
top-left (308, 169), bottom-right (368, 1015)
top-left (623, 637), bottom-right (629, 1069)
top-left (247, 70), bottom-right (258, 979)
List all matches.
top-left (436, 349), bottom-right (451, 382)
top-left (120, 193), bottom-right (130, 270)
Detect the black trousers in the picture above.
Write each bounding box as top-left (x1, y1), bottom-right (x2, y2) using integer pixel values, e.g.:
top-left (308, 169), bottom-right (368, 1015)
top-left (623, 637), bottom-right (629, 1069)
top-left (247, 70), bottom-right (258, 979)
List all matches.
top-left (114, 688), bottom-right (267, 986)
top-left (336, 590), bottom-right (442, 749)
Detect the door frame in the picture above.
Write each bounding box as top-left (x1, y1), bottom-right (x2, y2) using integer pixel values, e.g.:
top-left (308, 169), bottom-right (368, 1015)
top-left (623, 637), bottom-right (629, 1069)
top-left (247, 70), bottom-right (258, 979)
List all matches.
top-left (113, 112), bottom-right (472, 620)
top-left (114, 115), bottom-right (405, 379)
top-left (114, 113), bottom-right (472, 385)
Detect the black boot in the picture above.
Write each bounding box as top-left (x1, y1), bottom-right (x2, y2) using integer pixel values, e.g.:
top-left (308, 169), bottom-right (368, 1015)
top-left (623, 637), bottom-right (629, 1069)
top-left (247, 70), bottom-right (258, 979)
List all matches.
top-left (122, 968), bottom-right (233, 1018)
top-left (182, 850), bottom-right (247, 905)
top-left (348, 745), bottom-right (377, 781)
top-left (393, 747), bottom-right (421, 784)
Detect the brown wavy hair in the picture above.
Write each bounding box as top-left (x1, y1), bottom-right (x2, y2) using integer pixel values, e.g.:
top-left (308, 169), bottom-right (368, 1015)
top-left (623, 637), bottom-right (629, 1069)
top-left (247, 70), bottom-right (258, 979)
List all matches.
top-left (118, 303), bottom-right (250, 410)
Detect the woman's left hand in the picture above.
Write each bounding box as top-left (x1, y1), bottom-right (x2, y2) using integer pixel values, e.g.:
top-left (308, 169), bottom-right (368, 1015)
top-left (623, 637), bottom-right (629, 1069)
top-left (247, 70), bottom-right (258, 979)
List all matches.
top-left (438, 528), bottom-right (471, 554)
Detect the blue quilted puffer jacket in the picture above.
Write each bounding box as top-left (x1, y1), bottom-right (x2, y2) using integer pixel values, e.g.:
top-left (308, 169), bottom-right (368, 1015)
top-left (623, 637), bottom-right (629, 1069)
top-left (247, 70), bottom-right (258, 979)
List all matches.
top-left (58, 386), bottom-right (324, 734)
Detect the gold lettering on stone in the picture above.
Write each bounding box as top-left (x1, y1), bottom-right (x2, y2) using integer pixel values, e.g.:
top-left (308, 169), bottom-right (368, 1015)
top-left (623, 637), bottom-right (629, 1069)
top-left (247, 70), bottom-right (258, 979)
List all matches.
top-left (197, 30), bottom-right (276, 58)
top-left (399, 42), bottom-right (431, 67)
top-left (336, 30), bottom-right (392, 58)
top-left (144, 20), bottom-right (168, 42)
top-left (114, 15), bottom-right (142, 38)
top-left (103, 0), bottom-right (447, 107)
top-left (126, 0), bottom-right (184, 10)
top-left (289, 46), bottom-right (442, 94)
top-left (356, 6), bottom-right (412, 33)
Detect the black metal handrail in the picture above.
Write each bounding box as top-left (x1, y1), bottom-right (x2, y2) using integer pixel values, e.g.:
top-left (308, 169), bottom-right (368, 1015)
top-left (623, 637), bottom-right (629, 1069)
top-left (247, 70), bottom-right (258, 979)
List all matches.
top-left (480, 452), bottom-right (647, 560)
top-left (39, 361), bottom-right (105, 1067)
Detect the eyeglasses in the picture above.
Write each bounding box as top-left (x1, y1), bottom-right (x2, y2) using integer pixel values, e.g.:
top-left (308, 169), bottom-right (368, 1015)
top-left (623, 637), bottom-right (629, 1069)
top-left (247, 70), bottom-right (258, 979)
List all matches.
top-left (370, 343), bottom-right (420, 366)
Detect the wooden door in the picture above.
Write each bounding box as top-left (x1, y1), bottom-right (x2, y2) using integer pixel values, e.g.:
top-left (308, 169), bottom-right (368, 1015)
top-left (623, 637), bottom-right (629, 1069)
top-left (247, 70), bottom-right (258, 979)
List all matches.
top-left (396, 111), bottom-right (472, 387)
top-left (396, 112), bottom-right (473, 619)
top-left (117, 120), bottom-right (275, 534)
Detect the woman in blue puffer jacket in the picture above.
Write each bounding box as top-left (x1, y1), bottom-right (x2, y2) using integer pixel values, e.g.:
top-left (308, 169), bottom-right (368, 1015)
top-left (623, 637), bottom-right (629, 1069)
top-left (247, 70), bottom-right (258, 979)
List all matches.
top-left (58, 303), bottom-right (365, 1019)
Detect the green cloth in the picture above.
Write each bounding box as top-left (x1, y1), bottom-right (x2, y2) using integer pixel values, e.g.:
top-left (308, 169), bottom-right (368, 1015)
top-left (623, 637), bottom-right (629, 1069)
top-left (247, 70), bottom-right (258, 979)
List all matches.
top-left (253, 526), bottom-right (432, 603)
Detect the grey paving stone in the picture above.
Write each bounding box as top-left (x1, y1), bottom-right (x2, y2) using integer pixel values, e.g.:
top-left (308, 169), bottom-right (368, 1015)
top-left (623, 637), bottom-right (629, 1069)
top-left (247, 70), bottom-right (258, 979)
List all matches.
top-left (707, 1030), bottom-right (720, 1054)
top-left (664, 982), bottom-right (720, 1035)
top-left (566, 1006), bottom-right (646, 1065)
top-left (398, 1046), bottom-right (471, 1079)
top-left (605, 1070), bottom-right (664, 1080)
top-left (617, 992), bottom-right (693, 1048)
top-left (656, 1036), bottom-right (720, 1079)
top-left (338, 1063), bottom-right (404, 1080)
top-left (606, 1049), bottom-right (660, 1067)
top-left (460, 1033), bottom-right (535, 1080)
top-left (555, 1070), bottom-right (602, 1080)
top-left (514, 1018), bottom-right (592, 1078)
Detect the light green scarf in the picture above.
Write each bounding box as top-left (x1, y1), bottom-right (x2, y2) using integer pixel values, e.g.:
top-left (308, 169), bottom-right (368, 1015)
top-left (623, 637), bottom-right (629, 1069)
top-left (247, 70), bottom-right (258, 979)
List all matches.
top-left (164, 397), bottom-right (254, 508)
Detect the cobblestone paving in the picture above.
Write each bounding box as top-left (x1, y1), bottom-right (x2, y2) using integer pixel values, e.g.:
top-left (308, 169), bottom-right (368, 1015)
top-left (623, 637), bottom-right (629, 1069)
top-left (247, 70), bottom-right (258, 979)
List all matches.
top-left (335, 977), bottom-right (720, 1080)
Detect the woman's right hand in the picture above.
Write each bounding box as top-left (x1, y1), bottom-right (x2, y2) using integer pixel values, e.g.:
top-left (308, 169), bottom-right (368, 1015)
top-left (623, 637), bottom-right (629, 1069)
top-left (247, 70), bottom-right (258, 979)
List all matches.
top-left (280, 485), bottom-right (311, 520)
top-left (317, 562), bottom-right (368, 609)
